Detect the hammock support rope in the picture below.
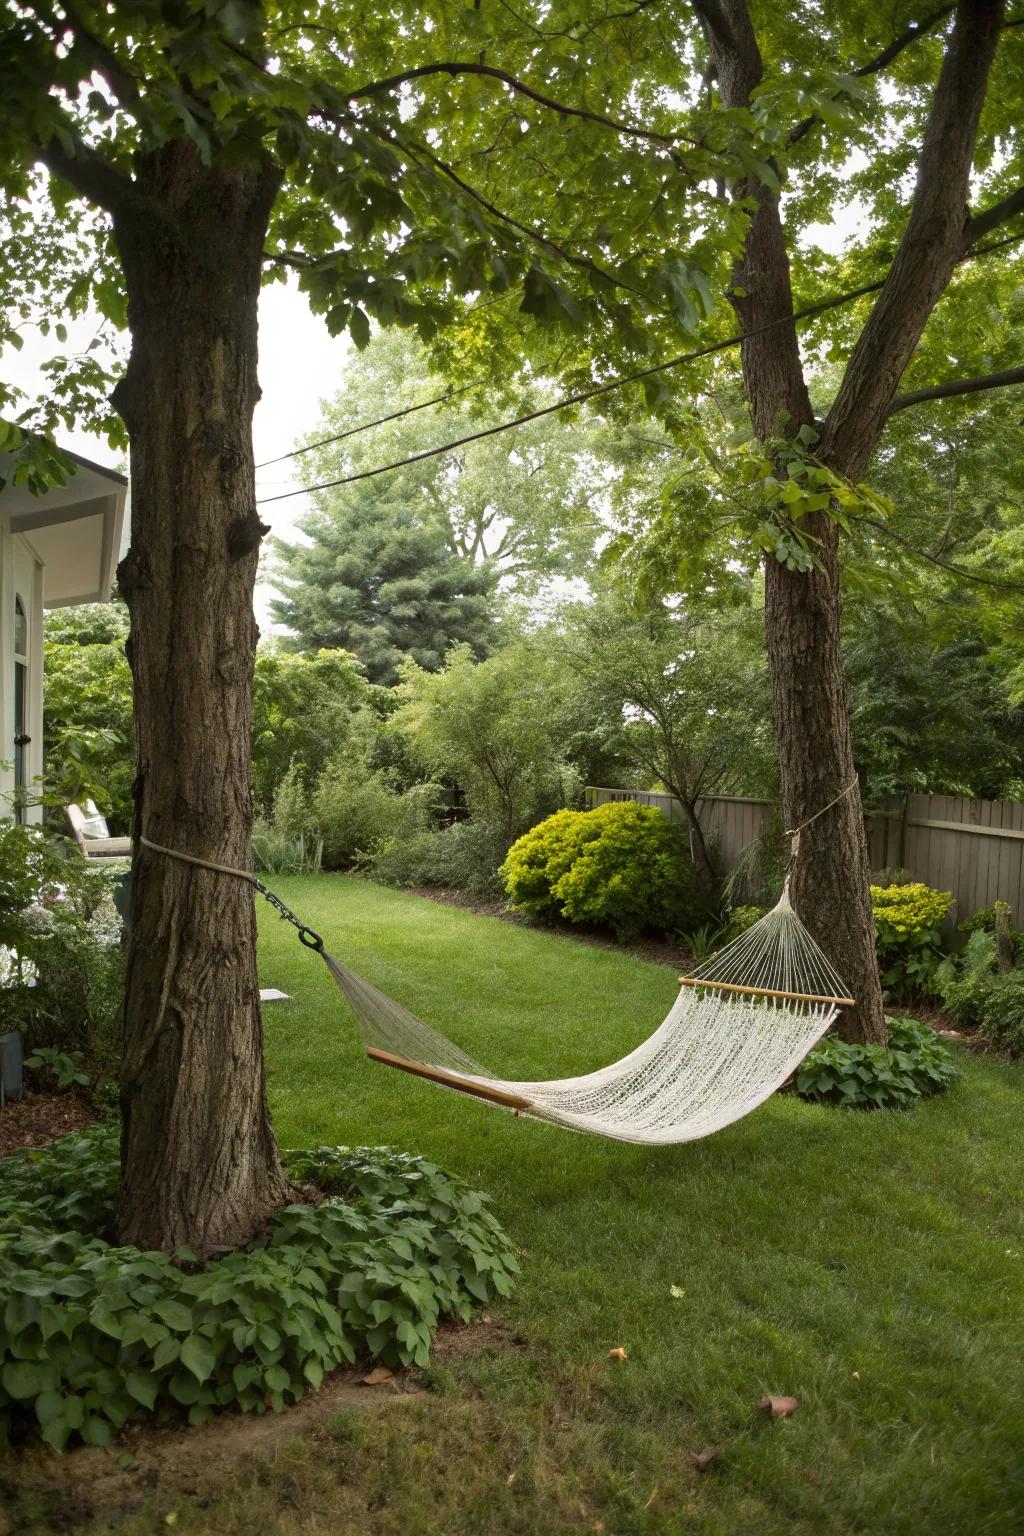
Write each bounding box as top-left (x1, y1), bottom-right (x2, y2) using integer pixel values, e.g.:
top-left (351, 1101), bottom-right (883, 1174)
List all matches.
top-left (140, 785), bottom-right (857, 1146)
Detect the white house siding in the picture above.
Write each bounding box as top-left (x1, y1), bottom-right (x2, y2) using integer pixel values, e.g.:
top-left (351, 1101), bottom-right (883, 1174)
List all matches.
top-left (0, 450), bottom-right (127, 826)
top-left (0, 515), bottom-right (45, 823)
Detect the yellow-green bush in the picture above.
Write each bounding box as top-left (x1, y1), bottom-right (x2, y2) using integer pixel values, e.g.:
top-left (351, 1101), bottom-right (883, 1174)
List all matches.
top-left (870, 881), bottom-right (953, 999)
top-left (500, 802), bottom-right (700, 940)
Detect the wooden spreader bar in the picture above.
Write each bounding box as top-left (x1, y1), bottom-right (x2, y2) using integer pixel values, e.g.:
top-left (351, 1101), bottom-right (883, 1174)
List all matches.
top-left (366, 1046), bottom-right (534, 1109)
top-left (677, 977), bottom-right (856, 1008)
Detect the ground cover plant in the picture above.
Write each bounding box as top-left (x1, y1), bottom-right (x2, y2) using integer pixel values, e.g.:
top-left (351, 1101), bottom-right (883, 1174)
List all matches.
top-left (0, 1127), bottom-right (516, 1451)
top-left (794, 1017), bottom-right (958, 1108)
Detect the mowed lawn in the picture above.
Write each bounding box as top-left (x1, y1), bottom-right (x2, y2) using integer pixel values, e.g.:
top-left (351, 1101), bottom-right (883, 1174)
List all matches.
top-left (65, 873), bottom-right (1021, 1536)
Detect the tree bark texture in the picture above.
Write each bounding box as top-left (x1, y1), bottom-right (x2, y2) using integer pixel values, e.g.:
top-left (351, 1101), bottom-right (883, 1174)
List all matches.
top-left (111, 143), bottom-right (293, 1255)
top-left (694, 0), bottom-right (1004, 1042)
top-left (694, 0), bottom-right (886, 1041)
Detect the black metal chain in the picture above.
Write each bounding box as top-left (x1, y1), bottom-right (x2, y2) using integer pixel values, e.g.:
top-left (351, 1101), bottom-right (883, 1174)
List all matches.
top-left (252, 878), bottom-right (325, 952)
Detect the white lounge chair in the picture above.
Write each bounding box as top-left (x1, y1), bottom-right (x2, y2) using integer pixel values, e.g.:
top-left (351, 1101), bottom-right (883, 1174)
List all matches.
top-left (67, 800), bottom-right (132, 859)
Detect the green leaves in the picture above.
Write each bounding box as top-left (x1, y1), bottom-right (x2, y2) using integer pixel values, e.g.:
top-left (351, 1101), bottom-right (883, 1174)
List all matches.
top-left (501, 801), bottom-right (703, 940)
top-left (153, 1299), bottom-right (193, 1332)
top-left (795, 1018), bottom-right (958, 1111)
top-left (2, 1358), bottom-right (58, 1400)
top-left (871, 882), bottom-right (954, 1001)
top-left (1, 1128), bottom-right (517, 1450)
top-left (179, 1334), bottom-right (217, 1383)
top-left (520, 265), bottom-right (583, 327)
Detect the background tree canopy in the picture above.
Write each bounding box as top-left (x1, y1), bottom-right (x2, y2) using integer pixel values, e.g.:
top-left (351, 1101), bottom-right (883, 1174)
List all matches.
top-left (270, 490), bottom-right (498, 685)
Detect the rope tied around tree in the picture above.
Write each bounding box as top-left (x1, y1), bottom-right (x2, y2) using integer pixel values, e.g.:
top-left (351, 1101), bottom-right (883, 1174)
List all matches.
top-left (781, 778), bottom-right (860, 898)
top-left (139, 837), bottom-right (325, 951)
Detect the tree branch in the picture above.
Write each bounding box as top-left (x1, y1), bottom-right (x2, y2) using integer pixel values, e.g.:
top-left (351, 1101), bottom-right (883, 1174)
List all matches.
top-left (849, 513), bottom-right (1024, 592)
top-left (885, 364), bottom-right (1024, 417)
top-left (820, 0), bottom-right (1006, 481)
top-left (345, 61), bottom-right (690, 146)
top-left (965, 183), bottom-right (1024, 246)
top-left (789, 7), bottom-right (954, 145)
top-left (365, 118), bottom-right (664, 310)
top-left (495, 0), bottom-right (664, 41)
top-left (692, 0), bottom-right (814, 439)
top-left (36, 125), bottom-right (138, 217)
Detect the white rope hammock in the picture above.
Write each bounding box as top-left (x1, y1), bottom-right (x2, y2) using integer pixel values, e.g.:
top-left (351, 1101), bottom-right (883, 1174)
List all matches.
top-left (320, 885), bottom-right (853, 1144)
top-left (141, 796), bottom-right (855, 1147)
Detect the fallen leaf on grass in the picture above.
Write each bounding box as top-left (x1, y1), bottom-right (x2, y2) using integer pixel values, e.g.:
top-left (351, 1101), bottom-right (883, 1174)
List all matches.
top-left (506, 1473), bottom-right (517, 1486)
top-left (852, 1371), bottom-right (860, 1381)
top-left (643, 1486), bottom-right (659, 1509)
top-left (361, 1367), bottom-right (394, 1386)
top-left (607, 1347), bottom-right (628, 1362)
top-left (759, 1395), bottom-right (799, 1418)
top-left (688, 1447), bottom-right (717, 1472)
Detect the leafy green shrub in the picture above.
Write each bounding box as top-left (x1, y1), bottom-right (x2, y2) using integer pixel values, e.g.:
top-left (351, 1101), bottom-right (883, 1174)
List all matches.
top-left (277, 760), bottom-right (443, 871)
top-left (369, 817), bottom-right (510, 897)
top-left (716, 905), bottom-right (766, 946)
top-left (251, 820), bottom-right (323, 875)
top-left (501, 802), bottom-right (701, 940)
top-left (251, 647), bottom-right (368, 814)
top-left (974, 974), bottom-right (1024, 1057)
top-left (0, 1129), bottom-right (517, 1450)
top-left (0, 824), bottom-right (124, 1075)
top-left (934, 930), bottom-right (999, 1028)
top-left (958, 903), bottom-right (1024, 961)
top-left (936, 931), bottom-right (1024, 1056)
top-left (870, 881), bottom-right (953, 1000)
top-left (24, 1047), bottom-right (90, 1090)
top-left (795, 1017), bottom-right (958, 1109)
top-left (43, 610), bottom-right (134, 831)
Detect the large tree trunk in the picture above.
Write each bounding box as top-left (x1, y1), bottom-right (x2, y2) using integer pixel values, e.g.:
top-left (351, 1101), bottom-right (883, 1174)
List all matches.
top-left (695, 0), bottom-right (1003, 1042)
top-left (695, 0), bottom-right (886, 1041)
top-left (111, 144), bottom-right (294, 1255)
top-left (764, 527), bottom-right (883, 1037)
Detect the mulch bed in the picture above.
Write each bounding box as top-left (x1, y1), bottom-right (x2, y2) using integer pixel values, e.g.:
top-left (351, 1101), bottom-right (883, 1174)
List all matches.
top-left (0, 1090), bottom-right (97, 1158)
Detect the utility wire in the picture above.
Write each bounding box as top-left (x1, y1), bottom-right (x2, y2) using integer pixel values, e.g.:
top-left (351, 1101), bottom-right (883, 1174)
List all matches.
top-left (256, 230), bottom-right (1024, 507)
top-left (254, 380), bottom-right (482, 468)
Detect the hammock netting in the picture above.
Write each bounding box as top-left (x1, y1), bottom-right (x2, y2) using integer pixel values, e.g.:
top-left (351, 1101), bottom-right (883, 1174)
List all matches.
top-left (323, 888), bottom-right (852, 1145)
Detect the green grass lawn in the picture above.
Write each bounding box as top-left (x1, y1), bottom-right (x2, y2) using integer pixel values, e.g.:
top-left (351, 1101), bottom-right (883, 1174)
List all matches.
top-left (21, 874), bottom-right (1021, 1536)
top-left (243, 875), bottom-right (1024, 1536)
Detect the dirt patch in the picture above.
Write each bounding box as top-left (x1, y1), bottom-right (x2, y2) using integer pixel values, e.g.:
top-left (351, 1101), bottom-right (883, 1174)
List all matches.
top-left (0, 1320), bottom-right (520, 1533)
top-left (0, 1090), bottom-right (96, 1158)
top-left (405, 884), bottom-right (692, 971)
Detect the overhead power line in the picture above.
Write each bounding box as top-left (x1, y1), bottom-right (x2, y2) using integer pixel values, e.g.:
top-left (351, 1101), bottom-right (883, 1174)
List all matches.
top-left (254, 380), bottom-right (482, 469)
top-left (256, 231), bottom-right (1024, 507)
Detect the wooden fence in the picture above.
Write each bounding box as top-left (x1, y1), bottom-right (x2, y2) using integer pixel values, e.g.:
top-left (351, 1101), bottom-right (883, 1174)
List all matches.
top-left (585, 786), bottom-right (1024, 925)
